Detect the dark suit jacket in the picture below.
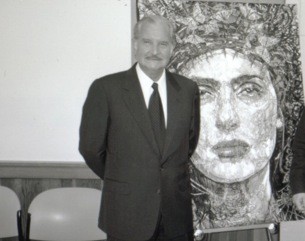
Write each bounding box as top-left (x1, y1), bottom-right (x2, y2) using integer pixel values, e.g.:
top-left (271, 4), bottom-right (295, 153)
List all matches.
top-left (291, 109), bottom-right (305, 195)
top-left (79, 64), bottom-right (200, 240)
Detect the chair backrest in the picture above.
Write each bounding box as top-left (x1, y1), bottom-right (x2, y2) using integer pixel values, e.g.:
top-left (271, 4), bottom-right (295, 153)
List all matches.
top-left (27, 187), bottom-right (106, 241)
top-left (0, 185), bottom-right (21, 238)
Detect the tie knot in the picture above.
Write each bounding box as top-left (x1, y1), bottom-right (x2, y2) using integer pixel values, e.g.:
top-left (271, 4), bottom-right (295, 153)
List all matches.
top-left (152, 82), bottom-right (158, 91)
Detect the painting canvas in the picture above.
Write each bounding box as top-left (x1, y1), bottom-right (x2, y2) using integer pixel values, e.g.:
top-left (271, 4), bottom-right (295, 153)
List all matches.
top-left (137, 0), bottom-right (304, 234)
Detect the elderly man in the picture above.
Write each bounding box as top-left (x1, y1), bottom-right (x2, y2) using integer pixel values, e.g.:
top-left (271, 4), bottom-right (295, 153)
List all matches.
top-left (79, 15), bottom-right (200, 241)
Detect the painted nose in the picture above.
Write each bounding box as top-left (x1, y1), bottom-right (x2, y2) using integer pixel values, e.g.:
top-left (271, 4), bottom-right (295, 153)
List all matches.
top-left (215, 97), bottom-right (240, 132)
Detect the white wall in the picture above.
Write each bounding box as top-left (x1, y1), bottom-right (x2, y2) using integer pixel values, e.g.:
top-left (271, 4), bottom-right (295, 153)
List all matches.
top-left (0, 0), bottom-right (304, 163)
top-left (0, 0), bottom-right (132, 162)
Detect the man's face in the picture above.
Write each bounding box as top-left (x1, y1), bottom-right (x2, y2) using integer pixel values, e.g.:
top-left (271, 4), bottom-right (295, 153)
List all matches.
top-left (133, 21), bottom-right (174, 78)
top-left (184, 49), bottom-right (281, 183)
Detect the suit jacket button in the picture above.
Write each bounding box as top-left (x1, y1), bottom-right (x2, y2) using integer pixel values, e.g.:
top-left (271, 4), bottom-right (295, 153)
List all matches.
top-left (157, 189), bottom-right (161, 194)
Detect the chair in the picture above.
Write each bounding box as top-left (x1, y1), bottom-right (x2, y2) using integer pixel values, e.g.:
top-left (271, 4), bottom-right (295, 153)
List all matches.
top-left (0, 185), bottom-right (23, 240)
top-left (280, 220), bottom-right (305, 241)
top-left (26, 187), bottom-right (106, 241)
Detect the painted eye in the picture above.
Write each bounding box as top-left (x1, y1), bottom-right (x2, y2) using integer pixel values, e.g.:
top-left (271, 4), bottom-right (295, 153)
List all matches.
top-left (237, 82), bottom-right (264, 100)
top-left (199, 86), bottom-right (214, 101)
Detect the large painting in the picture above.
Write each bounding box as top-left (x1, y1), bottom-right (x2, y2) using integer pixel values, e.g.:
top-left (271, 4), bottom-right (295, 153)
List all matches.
top-left (137, 0), bottom-right (304, 234)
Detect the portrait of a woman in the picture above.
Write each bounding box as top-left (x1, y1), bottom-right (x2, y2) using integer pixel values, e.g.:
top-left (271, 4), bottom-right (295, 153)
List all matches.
top-left (137, 0), bottom-right (304, 235)
top-left (180, 47), bottom-right (284, 229)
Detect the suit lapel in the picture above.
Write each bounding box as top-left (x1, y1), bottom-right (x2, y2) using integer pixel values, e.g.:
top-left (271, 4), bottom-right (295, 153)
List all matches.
top-left (161, 71), bottom-right (181, 164)
top-left (121, 66), bottom-right (182, 161)
top-left (121, 65), bottom-right (160, 156)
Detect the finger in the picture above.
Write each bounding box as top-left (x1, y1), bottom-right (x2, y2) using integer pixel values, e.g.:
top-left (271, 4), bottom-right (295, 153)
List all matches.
top-left (297, 203), bottom-right (305, 212)
top-left (294, 201), bottom-right (303, 211)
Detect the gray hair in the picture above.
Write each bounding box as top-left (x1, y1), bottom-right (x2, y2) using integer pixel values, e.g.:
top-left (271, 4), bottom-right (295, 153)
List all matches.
top-left (133, 15), bottom-right (176, 46)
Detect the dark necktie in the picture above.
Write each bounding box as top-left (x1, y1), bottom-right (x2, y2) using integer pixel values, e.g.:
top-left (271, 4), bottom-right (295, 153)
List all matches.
top-left (148, 82), bottom-right (166, 154)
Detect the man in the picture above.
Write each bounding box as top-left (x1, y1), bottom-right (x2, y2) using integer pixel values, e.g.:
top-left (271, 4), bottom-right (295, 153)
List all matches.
top-left (79, 15), bottom-right (200, 241)
top-left (291, 110), bottom-right (305, 214)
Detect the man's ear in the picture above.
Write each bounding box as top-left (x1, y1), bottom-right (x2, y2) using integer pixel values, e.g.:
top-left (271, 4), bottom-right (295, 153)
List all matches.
top-left (131, 39), bottom-right (138, 62)
top-left (170, 42), bottom-right (176, 54)
top-left (132, 39), bottom-right (138, 52)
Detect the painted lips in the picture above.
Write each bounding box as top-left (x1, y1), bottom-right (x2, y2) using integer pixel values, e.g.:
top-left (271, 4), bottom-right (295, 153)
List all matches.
top-left (212, 140), bottom-right (250, 162)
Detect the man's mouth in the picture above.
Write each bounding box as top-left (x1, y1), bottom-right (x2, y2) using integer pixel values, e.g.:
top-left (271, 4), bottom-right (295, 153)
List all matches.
top-left (147, 56), bottom-right (162, 61)
top-left (212, 139), bottom-right (250, 162)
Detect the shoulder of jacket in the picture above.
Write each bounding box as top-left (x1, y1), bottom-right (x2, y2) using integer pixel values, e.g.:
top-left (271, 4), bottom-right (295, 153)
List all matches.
top-left (98, 70), bottom-right (127, 82)
top-left (91, 69), bottom-right (129, 88)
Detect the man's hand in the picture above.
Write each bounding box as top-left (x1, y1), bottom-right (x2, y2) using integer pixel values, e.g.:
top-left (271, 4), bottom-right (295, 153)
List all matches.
top-left (292, 193), bottom-right (305, 213)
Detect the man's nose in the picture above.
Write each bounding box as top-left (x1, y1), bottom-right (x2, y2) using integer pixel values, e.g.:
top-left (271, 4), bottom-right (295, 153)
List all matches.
top-left (151, 43), bottom-right (159, 55)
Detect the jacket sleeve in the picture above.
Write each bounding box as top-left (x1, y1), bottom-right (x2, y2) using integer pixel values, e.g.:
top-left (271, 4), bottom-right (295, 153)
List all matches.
top-left (188, 83), bottom-right (200, 158)
top-left (290, 109), bottom-right (305, 195)
top-left (79, 80), bottom-right (108, 179)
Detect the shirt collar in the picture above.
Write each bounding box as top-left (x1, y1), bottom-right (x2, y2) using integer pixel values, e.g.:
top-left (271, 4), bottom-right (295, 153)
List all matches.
top-left (136, 63), bottom-right (166, 88)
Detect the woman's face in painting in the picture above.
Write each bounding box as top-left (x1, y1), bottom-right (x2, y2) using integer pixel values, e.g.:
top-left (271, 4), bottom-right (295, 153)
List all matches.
top-left (183, 49), bottom-right (282, 183)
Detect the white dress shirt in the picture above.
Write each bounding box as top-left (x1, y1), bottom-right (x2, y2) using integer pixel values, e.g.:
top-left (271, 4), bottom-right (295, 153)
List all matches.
top-left (136, 64), bottom-right (168, 127)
